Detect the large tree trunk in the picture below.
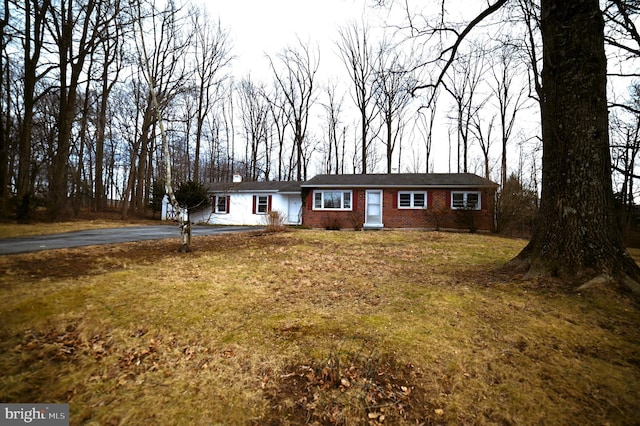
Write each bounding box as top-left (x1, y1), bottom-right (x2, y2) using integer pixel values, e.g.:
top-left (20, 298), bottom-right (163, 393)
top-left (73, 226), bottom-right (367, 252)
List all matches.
top-left (50, 87), bottom-right (76, 222)
top-left (49, 0), bottom-right (96, 222)
top-left (510, 0), bottom-right (640, 291)
top-left (0, 0), bottom-right (8, 216)
top-left (15, 0), bottom-right (43, 222)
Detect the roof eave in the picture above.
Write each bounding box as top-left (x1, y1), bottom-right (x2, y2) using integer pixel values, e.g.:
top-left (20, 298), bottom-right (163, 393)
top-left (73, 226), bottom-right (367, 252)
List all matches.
top-left (300, 183), bottom-right (498, 189)
top-left (208, 188), bottom-right (301, 194)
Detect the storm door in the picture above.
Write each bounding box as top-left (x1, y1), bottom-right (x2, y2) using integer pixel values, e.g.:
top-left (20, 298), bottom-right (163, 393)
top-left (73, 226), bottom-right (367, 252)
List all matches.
top-left (365, 190), bottom-right (383, 228)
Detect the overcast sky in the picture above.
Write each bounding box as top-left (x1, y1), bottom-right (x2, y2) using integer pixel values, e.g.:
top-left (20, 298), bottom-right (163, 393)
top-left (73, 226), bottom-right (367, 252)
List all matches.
top-left (203, 0), bottom-right (383, 78)
top-left (195, 1), bottom-right (542, 177)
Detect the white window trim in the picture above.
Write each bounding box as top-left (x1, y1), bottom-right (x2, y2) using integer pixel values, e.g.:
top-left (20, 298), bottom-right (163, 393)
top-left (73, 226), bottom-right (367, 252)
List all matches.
top-left (212, 195), bottom-right (228, 214)
top-left (397, 191), bottom-right (427, 209)
top-left (451, 191), bottom-right (481, 210)
top-left (313, 190), bottom-right (353, 211)
top-left (256, 195), bottom-right (269, 214)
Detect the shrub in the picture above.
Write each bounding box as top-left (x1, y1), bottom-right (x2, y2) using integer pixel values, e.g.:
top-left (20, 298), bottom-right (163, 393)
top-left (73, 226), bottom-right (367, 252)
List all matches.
top-left (497, 174), bottom-right (538, 237)
top-left (347, 211), bottom-right (364, 231)
top-left (455, 208), bottom-right (479, 233)
top-left (424, 205), bottom-right (448, 231)
top-left (265, 210), bottom-right (286, 232)
top-left (323, 216), bottom-right (343, 230)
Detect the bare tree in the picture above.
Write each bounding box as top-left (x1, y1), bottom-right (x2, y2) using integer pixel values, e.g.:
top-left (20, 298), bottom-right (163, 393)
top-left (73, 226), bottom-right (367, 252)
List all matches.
top-left (470, 112), bottom-right (495, 179)
top-left (93, 0), bottom-right (124, 212)
top-left (189, 9), bottom-right (232, 183)
top-left (510, 0), bottom-right (640, 287)
top-left (604, 1), bottom-right (640, 215)
top-left (337, 21), bottom-right (377, 174)
top-left (71, 64), bottom-right (95, 215)
top-left (14, 0), bottom-right (51, 221)
top-left (201, 83), bottom-right (235, 183)
top-left (320, 82), bottom-right (346, 174)
top-left (388, 0), bottom-right (640, 290)
top-left (46, 0), bottom-right (116, 221)
top-left (610, 82), bottom-right (640, 235)
top-left (415, 90), bottom-right (439, 173)
top-left (268, 38), bottom-right (319, 181)
top-left (443, 46), bottom-right (488, 174)
top-left (265, 82), bottom-right (291, 181)
top-left (221, 84), bottom-right (236, 180)
top-left (237, 76), bottom-right (270, 181)
top-left (603, 0), bottom-right (640, 79)
top-left (0, 0), bottom-right (10, 215)
top-left (133, 0), bottom-right (195, 251)
top-left (123, 0), bottom-right (192, 217)
top-left (372, 38), bottom-right (416, 173)
top-left (489, 43), bottom-right (529, 187)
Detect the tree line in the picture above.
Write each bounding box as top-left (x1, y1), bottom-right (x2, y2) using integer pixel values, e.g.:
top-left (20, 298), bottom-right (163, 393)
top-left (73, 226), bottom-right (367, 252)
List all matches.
top-left (0, 0), bottom-right (638, 227)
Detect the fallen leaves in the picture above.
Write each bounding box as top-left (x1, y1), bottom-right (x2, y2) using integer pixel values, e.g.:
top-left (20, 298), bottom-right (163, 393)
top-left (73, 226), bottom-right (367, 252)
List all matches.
top-left (3, 230), bottom-right (640, 425)
top-left (14, 324), bottom-right (114, 363)
top-left (263, 353), bottom-right (428, 425)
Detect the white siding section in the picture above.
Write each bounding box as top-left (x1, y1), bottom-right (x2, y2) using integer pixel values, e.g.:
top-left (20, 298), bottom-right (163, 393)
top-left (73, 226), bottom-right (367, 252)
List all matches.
top-left (164, 193), bottom-right (301, 226)
top-left (210, 193), bottom-right (262, 225)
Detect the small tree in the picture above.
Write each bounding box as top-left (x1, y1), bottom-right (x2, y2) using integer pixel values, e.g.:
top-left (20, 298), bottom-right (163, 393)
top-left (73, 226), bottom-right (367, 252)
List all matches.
top-left (174, 180), bottom-right (210, 252)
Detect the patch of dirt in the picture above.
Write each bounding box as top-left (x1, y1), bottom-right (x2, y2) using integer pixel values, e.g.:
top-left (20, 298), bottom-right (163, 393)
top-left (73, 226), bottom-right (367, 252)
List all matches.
top-left (260, 353), bottom-right (432, 425)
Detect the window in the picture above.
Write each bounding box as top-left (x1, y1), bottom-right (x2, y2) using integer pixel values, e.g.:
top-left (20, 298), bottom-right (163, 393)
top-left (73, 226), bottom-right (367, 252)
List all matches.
top-left (212, 195), bottom-right (229, 214)
top-left (451, 191), bottom-right (481, 210)
top-left (255, 195), bottom-right (269, 214)
top-left (313, 190), bottom-right (352, 210)
top-left (398, 191), bottom-right (427, 209)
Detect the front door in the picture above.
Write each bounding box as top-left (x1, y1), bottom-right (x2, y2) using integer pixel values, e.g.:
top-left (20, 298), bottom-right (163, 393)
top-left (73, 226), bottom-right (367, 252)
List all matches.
top-left (287, 195), bottom-right (302, 225)
top-left (365, 190), bottom-right (383, 228)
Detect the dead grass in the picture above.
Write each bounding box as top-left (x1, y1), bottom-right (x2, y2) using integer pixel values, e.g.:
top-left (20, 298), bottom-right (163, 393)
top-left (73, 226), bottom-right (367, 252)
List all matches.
top-left (0, 230), bottom-right (639, 425)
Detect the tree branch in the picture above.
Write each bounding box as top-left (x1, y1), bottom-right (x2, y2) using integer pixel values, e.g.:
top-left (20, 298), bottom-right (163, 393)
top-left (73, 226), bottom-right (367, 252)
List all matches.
top-left (610, 102), bottom-right (640, 115)
top-left (411, 0), bottom-right (509, 105)
top-left (611, 0), bottom-right (640, 53)
top-left (613, 164), bottom-right (640, 180)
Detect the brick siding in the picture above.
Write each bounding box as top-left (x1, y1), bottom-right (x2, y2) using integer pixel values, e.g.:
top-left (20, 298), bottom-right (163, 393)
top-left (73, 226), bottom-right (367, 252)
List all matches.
top-left (302, 188), bottom-right (495, 231)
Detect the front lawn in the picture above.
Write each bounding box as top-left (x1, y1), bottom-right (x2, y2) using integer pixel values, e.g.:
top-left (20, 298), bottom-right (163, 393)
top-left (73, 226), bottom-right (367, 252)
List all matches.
top-left (0, 230), bottom-right (638, 425)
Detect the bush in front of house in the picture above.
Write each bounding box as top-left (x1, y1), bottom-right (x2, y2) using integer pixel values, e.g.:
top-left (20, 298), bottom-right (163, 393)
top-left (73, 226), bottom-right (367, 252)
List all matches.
top-left (323, 216), bottom-right (343, 230)
top-left (424, 204), bottom-right (448, 231)
top-left (454, 207), bottom-right (479, 233)
top-left (265, 211), bottom-right (286, 232)
top-left (347, 211), bottom-right (363, 231)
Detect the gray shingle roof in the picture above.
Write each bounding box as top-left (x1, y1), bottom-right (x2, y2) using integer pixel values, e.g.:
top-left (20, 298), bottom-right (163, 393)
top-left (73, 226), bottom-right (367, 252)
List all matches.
top-left (206, 173), bottom-right (497, 194)
top-left (206, 181), bottom-right (301, 193)
top-left (301, 173), bottom-right (498, 188)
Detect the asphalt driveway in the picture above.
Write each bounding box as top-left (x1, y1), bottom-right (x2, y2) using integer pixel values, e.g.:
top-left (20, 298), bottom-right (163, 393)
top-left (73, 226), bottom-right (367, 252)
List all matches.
top-left (0, 225), bottom-right (261, 255)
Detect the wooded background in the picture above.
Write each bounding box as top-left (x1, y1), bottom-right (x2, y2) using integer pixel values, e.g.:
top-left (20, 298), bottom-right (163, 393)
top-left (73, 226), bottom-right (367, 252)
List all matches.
top-left (0, 0), bottom-right (637, 228)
